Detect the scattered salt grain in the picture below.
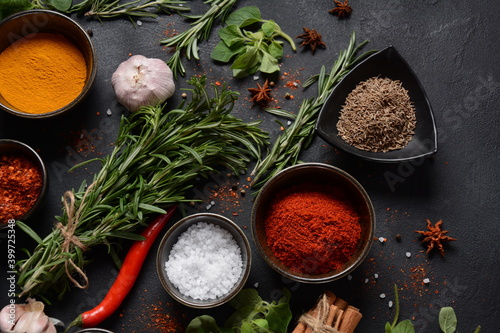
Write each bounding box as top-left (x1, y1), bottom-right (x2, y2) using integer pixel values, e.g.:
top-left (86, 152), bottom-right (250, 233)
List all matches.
top-left (137, 20), bottom-right (143, 26)
top-left (388, 300), bottom-right (393, 308)
top-left (374, 273), bottom-right (379, 279)
top-left (206, 204), bottom-right (212, 210)
top-left (364, 278), bottom-right (369, 283)
top-left (254, 282), bottom-right (259, 288)
top-left (380, 293), bottom-right (386, 299)
top-left (423, 278), bottom-right (430, 284)
top-left (406, 251), bottom-right (411, 258)
top-left (347, 274), bottom-right (353, 281)
top-left (106, 109), bottom-right (112, 116)
top-left (165, 222), bottom-right (243, 300)
top-left (253, 76), bottom-right (259, 81)
top-left (378, 237), bottom-right (386, 243)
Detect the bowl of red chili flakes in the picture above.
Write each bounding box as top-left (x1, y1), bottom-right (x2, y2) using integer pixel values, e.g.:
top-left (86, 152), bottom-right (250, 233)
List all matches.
top-left (0, 139), bottom-right (47, 229)
top-left (251, 162), bottom-right (375, 283)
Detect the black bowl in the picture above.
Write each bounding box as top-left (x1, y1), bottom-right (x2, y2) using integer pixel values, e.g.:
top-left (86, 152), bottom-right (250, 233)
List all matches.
top-left (316, 46), bottom-right (437, 163)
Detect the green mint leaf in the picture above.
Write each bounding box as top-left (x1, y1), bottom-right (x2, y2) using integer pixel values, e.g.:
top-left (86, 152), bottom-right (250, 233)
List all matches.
top-left (262, 20), bottom-right (276, 37)
top-left (47, 0), bottom-right (72, 11)
top-left (218, 25), bottom-right (245, 47)
top-left (265, 303), bottom-right (292, 333)
top-left (392, 319), bottom-right (415, 333)
top-left (268, 40), bottom-right (283, 59)
top-left (224, 304), bottom-right (256, 329)
top-left (230, 46), bottom-right (261, 70)
top-left (211, 40), bottom-right (245, 63)
top-left (233, 65), bottom-right (258, 78)
top-left (259, 51), bottom-right (280, 74)
top-left (439, 307), bottom-right (457, 333)
top-left (225, 6), bottom-right (262, 27)
top-left (240, 322), bottom-right (254, 333)
top-left (186, 315), bottom-right (221, 333)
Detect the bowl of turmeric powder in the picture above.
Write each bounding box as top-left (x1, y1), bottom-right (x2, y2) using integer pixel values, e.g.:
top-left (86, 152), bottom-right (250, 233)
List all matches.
top-left (0, 10), bottom-right (97, 118)
top-left (251, 162), bottom-right (375, 283)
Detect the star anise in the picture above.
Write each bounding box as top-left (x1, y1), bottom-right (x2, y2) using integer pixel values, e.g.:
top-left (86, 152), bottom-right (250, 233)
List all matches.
top-left (329, 0), bottom-right (352, 18)
top-left (248, 79), bottom-right (272, 104)
top-left (415, 219), bottom-right (456, 256)
top-left (296, 28), bottom-right (326, 55)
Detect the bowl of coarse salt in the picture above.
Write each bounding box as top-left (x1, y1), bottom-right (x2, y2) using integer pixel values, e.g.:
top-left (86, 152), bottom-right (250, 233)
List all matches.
top-left (156, 212), bottom-right (251, 308)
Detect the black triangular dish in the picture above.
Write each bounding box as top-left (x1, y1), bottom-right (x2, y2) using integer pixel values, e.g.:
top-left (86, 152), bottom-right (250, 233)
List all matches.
top-left (315, 46), bottom-right (438, 163)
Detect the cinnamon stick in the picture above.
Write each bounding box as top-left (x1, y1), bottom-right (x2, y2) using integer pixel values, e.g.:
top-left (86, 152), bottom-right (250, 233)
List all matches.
top-left (338, 306), bottom-right (363, 333)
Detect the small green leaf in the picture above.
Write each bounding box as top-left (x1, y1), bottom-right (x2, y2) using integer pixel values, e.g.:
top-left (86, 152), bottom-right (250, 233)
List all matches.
top-left (218, 25), bottom-right (245, 46)
top-left (211, 41), bottom-right (245, 63)
top-left (47, 0), bottom-right (72, 11)
top-left (225, 6), bottom-right (262, 27)
top-left (268, 40), bottom-right (283, 59)
top-left (392, 319), bottom-right (415, 333)
top-left (266, 302), bottom-right (292, 333)
top-left (230, 46), bottom-right (261, 70)
top-left (259, 51), bottom-right (279, 74)
top-left (253, 319), bottom-right (268, 329)
top-left (0, 0), bottom-right (33, 20)
top-left (385, 322), bottom-right (393, 333)
top-left (229, 288), bottom-right (262, 310)
top-left (186, 315), bottom-right (221, 333)
top-left (240, 322), bottom-right (254, 333)
top-left (261, 20), bottom-right (276, 37)
top-left (101, 231), bottom-right (146, 241)
top-left (439, 307), bottom-right (457, 333)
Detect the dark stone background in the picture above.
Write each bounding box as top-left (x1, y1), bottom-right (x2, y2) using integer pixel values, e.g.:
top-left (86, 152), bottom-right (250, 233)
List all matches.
top-left (1, 0), bottom-right (499, 332)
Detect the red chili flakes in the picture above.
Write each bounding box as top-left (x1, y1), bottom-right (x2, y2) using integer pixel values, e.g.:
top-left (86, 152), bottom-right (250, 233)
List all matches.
top-left (0, 154), bottom-right (43, 223)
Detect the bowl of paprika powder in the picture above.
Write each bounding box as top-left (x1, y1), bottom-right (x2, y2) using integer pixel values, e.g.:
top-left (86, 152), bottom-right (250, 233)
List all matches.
top-left (0, 9), bottom-right (97, 118)
top-left (251, 162), bottom-right (375, 283)
top-left (0, 139), bottom-right (47, 228)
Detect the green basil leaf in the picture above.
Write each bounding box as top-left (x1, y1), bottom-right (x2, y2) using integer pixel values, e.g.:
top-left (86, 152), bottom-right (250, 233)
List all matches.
top-left (259, 50), bottom-right (279, 74)
top-left (225, 6), bottom-right (262, 27)
top-left (266, 303), bottom-right (292, 333)
top-left (262, 20), bottom-right (275, 37)
top-left (47, 0), bottom-right (72, 11)
top-left (218, 25), bottom-right (245, 46)
top-left (224, 304), bottom-right (255, 328)
top-left (439, 307), bottom-right (457, 333)
top-left (230, 46), bottom-right (260, 70)
top-left (211, 41), bottom-right (245, 63)
top-left (268, 40), bottom-right (283, 59)
top-left (392, 319), bottom-right (415, 333)
top-left (186, 315), bottom-right (221, 333)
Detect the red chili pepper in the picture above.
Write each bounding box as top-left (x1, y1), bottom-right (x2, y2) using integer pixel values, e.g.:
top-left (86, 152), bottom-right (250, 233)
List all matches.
top-left (70, 205), bottom-right (177, 329)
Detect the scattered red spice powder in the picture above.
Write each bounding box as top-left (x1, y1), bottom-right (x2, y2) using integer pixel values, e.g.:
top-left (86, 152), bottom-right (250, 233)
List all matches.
top-left (0, 154), bottom-right (43, 223)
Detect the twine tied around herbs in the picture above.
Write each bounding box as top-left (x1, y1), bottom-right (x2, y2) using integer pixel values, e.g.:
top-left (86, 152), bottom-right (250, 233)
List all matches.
top-left (298, 294), bottom-right (340, 333)
top-left (56, 188), bottom-right (91, 290)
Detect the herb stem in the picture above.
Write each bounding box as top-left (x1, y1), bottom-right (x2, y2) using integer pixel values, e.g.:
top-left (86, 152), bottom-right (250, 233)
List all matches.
top-left (392, 284), bottom-right (400, 329)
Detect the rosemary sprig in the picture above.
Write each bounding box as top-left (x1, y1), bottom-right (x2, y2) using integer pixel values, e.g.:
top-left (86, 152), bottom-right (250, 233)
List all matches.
top-left (71, 0), bottom-right (189, 19)
top-left (250, 32), bottom-right (377, 189)
top-left (16, 76), bottom-right (269, 300)
top-left (160, 0), bottom-right (238, 78)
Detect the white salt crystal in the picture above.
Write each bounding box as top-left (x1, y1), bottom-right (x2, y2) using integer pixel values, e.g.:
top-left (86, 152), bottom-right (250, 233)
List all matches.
top-left (423, 278), bottom-right (430, 284)
top-left (347, 274), bottom-right (353, 281)
top-left (106, 109), bottom-right (112, 116)
top-left (364, 278), bottom-right (369, 283)
top-left (137, 20), bottom-right (143, 26)
top-left (374, 273), bottom-right (379, 279)
top-left (380, 293), bottom-right (386, 299)
top-left (389, 300), bottom-right (393, 308)
top-left (165, 222), bottom-right (243, 300)
top-left (378, 237), bottom-right (386, 243)
top-left (406, 252), bottom-right (411, 258)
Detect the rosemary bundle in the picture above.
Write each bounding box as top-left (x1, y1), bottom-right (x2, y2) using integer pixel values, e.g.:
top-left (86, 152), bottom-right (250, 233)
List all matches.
top-left (16, 76), bottom-right (269, 300)
top-left (70, 0), bottom-right (189, 19)
top-left (251, 32), bottom-right (377, 188)
top-left (160, 0), bottom-right (238, 78)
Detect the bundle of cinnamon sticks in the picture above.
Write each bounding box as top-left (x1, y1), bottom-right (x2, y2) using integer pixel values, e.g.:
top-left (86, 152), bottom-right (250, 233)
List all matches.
top-left (292, 291), bottom-right (362, 333)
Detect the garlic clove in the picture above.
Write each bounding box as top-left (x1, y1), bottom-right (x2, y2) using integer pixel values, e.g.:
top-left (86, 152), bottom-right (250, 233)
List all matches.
top-left (111, 55), bottom-right (175, 112)
top-left (0, 304), bottom-right (25, 332)
top-left (1, 299), bottom-right (56, 333)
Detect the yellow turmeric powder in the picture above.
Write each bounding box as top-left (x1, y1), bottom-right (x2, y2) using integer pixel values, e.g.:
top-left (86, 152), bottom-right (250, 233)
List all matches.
top-left (0, 33), bottom-right (87, 114)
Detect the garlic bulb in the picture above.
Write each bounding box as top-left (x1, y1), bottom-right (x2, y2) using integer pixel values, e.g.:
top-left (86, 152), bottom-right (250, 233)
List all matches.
top-left (111, 55), bottom-right (175, 112)
top-left (0, 299), bottom-right (56, 333)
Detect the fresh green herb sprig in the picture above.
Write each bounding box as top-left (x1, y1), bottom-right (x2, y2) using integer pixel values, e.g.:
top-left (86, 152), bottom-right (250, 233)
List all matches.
top-left (251, 31), bottom-right (376, 188)
top-left (70, 0), bottom-right (189, 19)
top-left (0, 0), bottom-right (70, 19)
top-left (385, 285), bottom-right (415, 333)
top-left (160, 0), bottom-right (238, 78)
top-left (439, 307), bottom-right (481, 333)
top-left (16, 76), bottom-right (269, 301)
top-left (211, 5), bottom-right (296, 78)
top-left (186, 288), bottom-right (292, 333)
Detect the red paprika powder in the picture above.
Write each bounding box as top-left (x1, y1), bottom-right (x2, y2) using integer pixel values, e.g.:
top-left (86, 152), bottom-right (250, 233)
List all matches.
top-left (264, 182), bottom-right (361, 274)
top-left (0, 154), bottom-right (43, 223)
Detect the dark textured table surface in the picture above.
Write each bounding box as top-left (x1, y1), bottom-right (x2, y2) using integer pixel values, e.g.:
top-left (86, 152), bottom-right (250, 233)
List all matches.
top-left (1, 1), bottom-right (499, 332)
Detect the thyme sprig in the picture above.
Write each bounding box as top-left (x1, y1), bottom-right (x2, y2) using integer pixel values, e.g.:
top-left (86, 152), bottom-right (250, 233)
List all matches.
top-left (16, 76), bottom-right (269, 300)
top-left (71, 0), bottom-right (189, 19)
top-left (251, 32), bottom-right (377, 188)
top-left (160, 0), bottom-right (238, 78)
